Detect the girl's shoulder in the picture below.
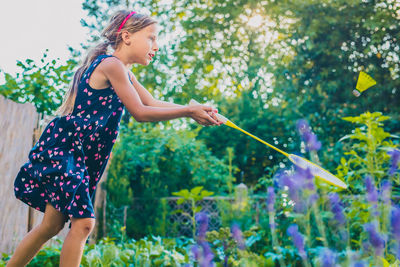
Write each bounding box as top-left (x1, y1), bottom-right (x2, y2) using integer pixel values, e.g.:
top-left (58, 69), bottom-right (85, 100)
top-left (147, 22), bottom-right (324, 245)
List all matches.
top-left (96, 55), bottom-right (128, 80)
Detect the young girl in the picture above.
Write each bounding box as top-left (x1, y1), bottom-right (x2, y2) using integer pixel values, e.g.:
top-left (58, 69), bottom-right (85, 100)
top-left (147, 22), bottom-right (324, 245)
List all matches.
top-left (7, 10), bottom-right (221, 267)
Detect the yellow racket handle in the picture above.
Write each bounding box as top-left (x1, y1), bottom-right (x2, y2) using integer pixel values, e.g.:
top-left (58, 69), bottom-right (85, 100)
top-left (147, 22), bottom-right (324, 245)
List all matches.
top-left (229, 123), bottom-right (289, 157)
top-left (188, 99), bottom-right (289, 157)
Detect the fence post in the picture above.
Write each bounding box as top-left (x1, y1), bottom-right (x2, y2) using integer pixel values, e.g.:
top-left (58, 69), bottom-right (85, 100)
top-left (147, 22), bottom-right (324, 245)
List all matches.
top-left (123, 205), bottom-right (127, 229)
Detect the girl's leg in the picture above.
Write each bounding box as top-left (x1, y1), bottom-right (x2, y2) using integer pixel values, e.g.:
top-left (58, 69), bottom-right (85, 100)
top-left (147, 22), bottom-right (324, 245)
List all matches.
top-left (59, 217), bottom-right (95, 267)
top-left (6, 203), bottom-right (67, 267)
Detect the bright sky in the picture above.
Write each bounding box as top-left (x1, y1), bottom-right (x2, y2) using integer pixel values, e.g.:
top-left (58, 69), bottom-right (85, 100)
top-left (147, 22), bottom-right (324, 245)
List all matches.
top-left (0, 0), bottom-right (88, 78)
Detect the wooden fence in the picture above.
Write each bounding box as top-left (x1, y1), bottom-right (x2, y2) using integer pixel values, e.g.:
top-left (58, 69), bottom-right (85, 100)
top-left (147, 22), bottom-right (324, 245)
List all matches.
top-left (0, 95), bottom-right (108, 255)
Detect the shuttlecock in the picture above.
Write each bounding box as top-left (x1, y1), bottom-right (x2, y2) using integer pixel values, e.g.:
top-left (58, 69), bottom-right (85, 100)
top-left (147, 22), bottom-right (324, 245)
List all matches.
top-left (353, 71), bottom-right (376, 97)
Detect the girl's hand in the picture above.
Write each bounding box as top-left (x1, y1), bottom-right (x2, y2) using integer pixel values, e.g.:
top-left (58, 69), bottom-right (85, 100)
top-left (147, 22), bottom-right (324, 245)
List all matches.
top-left (189, 105), bottom-right (222, 126)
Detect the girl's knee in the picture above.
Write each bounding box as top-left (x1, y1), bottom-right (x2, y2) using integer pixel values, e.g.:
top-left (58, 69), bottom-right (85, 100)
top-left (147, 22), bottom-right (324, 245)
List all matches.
top-left (70, 218), bottom-right (96, 237)
top-left (39, 222), bottom-right (65, 239)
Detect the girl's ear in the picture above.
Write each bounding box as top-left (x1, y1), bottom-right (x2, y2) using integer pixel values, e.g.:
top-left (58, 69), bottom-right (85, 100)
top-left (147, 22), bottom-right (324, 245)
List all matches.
top-left (121, 30), bottom-right (131, 45)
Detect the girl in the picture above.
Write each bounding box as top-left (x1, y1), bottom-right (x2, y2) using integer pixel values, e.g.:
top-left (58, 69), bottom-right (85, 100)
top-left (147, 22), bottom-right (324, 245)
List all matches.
top-left (7, 10), bottom-right (221, 267)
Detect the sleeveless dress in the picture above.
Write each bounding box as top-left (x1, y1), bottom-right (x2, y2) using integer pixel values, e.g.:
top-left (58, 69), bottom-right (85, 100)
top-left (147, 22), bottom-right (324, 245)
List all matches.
top-left (14, 54), bottom-right (129, 229)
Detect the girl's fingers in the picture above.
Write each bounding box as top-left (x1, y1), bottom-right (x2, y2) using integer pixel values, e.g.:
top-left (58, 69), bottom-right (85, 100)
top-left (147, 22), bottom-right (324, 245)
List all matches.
top-left (207, 114), bottom-right (219, 125)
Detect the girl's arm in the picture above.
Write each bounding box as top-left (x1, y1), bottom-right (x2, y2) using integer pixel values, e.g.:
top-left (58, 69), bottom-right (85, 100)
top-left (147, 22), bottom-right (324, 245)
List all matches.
top-left (101, 57), bottom-right (220, 125)
top-left (127, 71), bottom-right (220, 122)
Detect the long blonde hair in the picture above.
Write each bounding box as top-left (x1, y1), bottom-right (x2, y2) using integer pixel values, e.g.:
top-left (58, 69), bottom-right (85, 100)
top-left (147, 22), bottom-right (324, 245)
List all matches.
top-left (54, 10), bottom-right (157, 117)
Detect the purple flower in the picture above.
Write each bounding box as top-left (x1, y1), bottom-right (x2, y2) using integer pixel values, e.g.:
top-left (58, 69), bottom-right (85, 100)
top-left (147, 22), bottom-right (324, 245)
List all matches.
top-left (296, 119), bottom-right (321, 152)
top-left (391, 206), bottom-right (400, 240)
top-left (191, 241), bottom-right (215, 267)
top-left (280, 172), bottom-right (304, 212)
top-left (304, 132), bottom-right (322, 151)
top-left (364, 223), bottom-right (385, 256)
top-left (287, 224), bottom-right (306, 258)
top-left (231, 223), bottom-right (245, 250)
top-left (364, 176), bottom-right (378, 203)
top-left (295, 166), bottom-right (315, 190)
top-left (198, 241), bottom-right (215, 267)
top-left (309, 193), bottom-right (319, 206)
top-left (380, 180), bottom-right (391, 205)
top-left (195, 212), bottom-right (209, 239)
top-left (388, 149), bottom-right (400, 175)
top-left (267, 187), bottom-right (275, 213)
top-left (191, 244), bottom-right (201, 261)
top-left (328, 193), bottom-right (346, 226)
top-left (320, 248), bottom-right (336, 267)
top-left (296, 119), bottom-right (309, 133)
top-left (280, 173), bottom-right (300, 201)
top-left (279, 168), bottom-right (315, 213)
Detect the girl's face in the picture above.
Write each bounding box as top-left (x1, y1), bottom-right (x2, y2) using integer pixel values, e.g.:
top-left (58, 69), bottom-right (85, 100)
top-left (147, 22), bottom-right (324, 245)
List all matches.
top-left (128, 24), bottom-right (159, 65)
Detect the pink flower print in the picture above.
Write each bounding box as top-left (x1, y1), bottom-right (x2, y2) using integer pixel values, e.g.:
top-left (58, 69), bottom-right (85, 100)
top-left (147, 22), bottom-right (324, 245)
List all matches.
top-left (88, 92), bottom-right (93, 96)
top-left (83, 205), bottom-right (87, 209)
top-left (87, 100), bottom-right (91, 105)
top-left (93, 110), bottom-right (97, 115)
top-left (84, 88), bottom-right (88, 93)
top-left (77, 105), bottom-right (82, 109)
top-left (76, 195), bottom-right (80, 200)
top-left (79, 211), bottom-right (83, 215)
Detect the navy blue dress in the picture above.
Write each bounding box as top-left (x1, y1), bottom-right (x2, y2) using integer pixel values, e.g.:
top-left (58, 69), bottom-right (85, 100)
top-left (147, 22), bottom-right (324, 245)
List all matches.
top-left (14, 54), bottom-right (128, 228)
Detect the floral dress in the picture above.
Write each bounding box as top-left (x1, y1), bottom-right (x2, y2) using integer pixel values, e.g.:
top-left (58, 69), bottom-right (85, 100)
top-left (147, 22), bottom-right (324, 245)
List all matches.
top-left (14, 54), bottom-right (128, 229)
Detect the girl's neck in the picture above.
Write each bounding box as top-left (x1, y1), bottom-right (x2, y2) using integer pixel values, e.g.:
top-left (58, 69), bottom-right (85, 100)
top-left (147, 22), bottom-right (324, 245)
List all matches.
top-left (111, 52), bottom-right (132, 69)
